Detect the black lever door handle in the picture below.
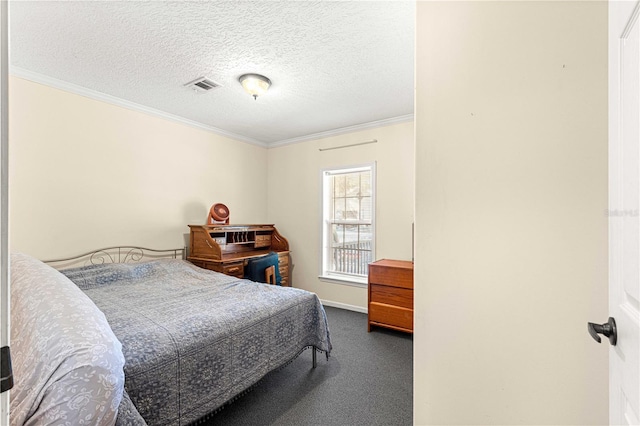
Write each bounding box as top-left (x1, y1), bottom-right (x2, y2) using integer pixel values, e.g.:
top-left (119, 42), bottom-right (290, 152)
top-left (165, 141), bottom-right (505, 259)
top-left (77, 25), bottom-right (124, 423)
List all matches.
top-left (587, 317), bottom-right (617, 346)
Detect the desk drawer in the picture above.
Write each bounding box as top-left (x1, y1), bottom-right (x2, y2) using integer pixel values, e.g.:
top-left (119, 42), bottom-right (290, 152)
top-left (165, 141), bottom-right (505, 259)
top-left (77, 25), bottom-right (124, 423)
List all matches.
top-left (369, 302), bottom-right (413, 331)
top-left (279, 264), bottom-right (289, 278)
top-left (189, 259), bottom-right (223, 273)
top-left (255, 234), bottom-right (272, 248)
top-left (280, 276), bottom-right (290, 287)
top-left (222, 262), bottom-right (244, 278)
top-left (370, 284), bottom-right (413, 309)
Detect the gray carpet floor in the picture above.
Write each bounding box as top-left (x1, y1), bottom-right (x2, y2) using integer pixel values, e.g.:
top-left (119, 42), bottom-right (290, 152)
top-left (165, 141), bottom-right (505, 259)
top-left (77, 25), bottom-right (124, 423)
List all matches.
top-left (200, 306), bottom-right (413, 425)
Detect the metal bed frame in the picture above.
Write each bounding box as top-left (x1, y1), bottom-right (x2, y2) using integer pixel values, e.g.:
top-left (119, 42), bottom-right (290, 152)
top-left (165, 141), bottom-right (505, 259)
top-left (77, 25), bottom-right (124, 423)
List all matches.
top-left (42, 245), bottom-right (318, 368)
top-left (43, 246), bottom-right (186, 269)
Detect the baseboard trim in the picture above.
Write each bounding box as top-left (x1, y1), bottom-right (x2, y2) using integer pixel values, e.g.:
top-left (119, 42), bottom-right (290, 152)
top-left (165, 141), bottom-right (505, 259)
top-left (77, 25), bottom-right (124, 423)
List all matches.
top-left (320, 299), bottom-right (367, 314)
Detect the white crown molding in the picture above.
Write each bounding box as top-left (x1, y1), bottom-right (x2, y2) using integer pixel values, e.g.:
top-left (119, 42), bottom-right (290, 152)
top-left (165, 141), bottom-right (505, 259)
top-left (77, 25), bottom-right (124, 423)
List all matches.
top-left (9, 66), bottom-right (268, 148)
top-left (10, 67), bottom-right (413, 150)
top-left (268, 113), bottom-right (414, 149)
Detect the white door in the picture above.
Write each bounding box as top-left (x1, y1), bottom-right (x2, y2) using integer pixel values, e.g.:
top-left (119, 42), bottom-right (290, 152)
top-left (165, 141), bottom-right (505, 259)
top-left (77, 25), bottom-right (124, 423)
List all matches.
top-left (609, 1), bottom-right (640, 424)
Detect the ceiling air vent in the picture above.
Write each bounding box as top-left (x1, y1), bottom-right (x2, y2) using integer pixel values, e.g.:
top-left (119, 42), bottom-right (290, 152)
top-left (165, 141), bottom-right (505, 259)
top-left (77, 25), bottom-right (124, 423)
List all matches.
top-left (184, 77), bottom-right (222, 93)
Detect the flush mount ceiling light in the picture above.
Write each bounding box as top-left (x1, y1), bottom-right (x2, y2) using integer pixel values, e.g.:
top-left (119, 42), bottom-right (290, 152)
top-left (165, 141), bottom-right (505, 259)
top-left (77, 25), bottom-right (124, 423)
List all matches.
top-left (238, 73), bottom-right (271, 100)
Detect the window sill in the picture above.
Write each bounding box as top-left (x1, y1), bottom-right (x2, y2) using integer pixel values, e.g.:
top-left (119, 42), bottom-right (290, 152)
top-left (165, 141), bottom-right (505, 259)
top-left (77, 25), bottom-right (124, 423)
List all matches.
top-left (318, 274), bottom-right (367, 288)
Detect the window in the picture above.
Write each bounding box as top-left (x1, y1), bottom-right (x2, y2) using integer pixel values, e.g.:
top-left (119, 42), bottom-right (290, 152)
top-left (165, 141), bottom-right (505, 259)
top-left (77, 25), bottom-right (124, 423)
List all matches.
top-left (321, 163), bottom-right (375, 284)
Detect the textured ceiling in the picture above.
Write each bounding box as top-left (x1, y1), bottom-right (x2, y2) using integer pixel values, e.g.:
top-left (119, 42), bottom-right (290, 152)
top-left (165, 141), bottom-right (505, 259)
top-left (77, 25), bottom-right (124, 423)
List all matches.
top-left (10, 1), bottom-right (415, 146)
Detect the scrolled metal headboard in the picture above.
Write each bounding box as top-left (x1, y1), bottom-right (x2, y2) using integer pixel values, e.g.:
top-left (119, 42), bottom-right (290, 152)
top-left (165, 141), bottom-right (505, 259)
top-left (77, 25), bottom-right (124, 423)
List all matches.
top-left (43, 246), bottom-right (186, 270)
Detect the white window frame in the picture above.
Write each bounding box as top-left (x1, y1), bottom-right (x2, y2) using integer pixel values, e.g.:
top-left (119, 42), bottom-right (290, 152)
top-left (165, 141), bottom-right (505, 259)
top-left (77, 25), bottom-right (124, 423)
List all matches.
top-left (319, 162), bottom-right (376, 286)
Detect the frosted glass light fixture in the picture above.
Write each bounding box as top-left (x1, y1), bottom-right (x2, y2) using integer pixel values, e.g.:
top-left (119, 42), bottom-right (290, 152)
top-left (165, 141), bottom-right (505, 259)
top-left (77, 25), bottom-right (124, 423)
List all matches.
top-left (238, 73), bottom-right (271, 100)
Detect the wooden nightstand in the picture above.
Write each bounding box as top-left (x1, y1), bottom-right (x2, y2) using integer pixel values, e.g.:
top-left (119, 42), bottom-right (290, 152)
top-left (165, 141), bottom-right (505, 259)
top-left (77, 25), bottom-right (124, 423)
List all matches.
top-left (368, 259), bottom-right (414, 333)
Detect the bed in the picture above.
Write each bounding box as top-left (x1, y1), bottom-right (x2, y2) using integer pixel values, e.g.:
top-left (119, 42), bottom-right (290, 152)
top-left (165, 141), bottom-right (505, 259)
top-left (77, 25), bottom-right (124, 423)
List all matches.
top-left (9, 247), bottom-right (332, 426)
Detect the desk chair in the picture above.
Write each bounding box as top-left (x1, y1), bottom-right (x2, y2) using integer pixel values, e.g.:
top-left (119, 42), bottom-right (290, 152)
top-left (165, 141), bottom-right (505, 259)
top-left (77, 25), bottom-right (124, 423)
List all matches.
top-left (246, 252), bottom-right (282, 286)
top-left (265, 265), bottom-right (276, 285)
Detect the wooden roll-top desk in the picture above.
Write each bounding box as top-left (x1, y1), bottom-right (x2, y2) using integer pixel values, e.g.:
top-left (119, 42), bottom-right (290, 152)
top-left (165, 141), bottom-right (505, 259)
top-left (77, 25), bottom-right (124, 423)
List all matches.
top-left (187, 224), bottom-right (291, 287)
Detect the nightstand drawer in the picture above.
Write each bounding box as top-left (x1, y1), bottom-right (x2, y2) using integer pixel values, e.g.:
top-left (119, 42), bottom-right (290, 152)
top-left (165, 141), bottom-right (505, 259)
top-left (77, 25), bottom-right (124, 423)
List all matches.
top-left (369, 264), bottom-right (412, 289)
top-left (369, 302), bottom-right (413, 331)
top-left (370, 284), bottom-right (413, 309)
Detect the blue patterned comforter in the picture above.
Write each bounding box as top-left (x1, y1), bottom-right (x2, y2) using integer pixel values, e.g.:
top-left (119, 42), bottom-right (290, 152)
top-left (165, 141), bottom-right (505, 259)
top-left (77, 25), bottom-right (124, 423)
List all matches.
top-left (62, 259), bottom-right (332, 426)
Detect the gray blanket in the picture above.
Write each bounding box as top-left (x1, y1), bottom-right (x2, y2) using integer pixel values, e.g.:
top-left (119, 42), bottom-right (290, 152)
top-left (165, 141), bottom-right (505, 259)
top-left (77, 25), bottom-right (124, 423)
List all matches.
top-left (10, 253), bottom-right (125, 426)
top-left (62, 259), bottom-right (332, 426)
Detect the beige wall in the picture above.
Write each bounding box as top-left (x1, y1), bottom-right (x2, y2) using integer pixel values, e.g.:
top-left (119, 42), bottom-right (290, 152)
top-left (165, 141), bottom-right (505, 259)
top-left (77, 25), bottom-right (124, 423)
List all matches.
top-left (414, 1), bottom-right (608, 424)
top-left (9, 77), bottom-right (268, 259)
top-left (9, 75), bottom-right (413, 311)
top-left (267, 122), bottom-right (414, 309)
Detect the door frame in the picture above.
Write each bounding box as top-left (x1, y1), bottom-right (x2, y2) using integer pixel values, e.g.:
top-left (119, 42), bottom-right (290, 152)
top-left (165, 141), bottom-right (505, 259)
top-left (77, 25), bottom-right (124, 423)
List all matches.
top-left (0, 0), bottom-right (9, 421)
top-left (608, 0), bottom-right (640, 424)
